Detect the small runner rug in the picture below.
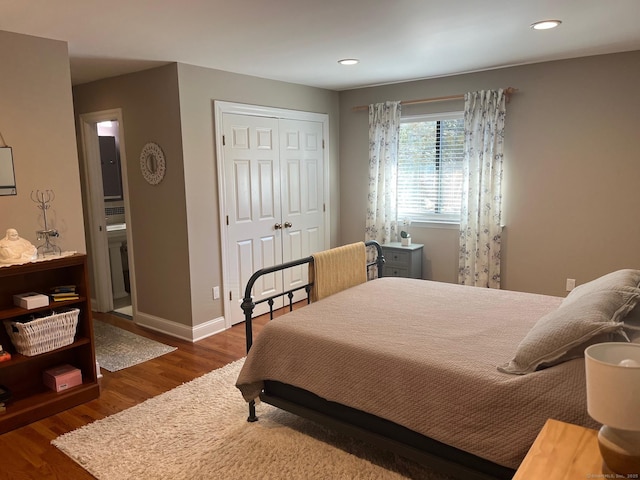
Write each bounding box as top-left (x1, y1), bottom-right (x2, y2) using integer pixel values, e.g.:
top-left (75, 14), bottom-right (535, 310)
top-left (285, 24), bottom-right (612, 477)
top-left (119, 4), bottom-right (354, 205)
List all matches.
top-left (53, 359), bottom-right (453, 480)
top-left (93, 319), bottom-right (176, 372)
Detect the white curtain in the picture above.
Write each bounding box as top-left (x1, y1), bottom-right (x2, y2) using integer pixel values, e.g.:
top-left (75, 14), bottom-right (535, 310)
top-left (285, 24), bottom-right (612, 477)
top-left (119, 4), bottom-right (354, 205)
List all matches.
top-left (458, 90), bottom-right (507, 288)
top-left (365, 101), bottom-right (401, 273)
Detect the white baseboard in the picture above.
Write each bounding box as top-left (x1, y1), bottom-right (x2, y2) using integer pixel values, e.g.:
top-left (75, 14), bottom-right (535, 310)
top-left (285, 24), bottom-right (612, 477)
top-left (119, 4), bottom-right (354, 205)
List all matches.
top-left (133, 311), bottom-right (227, 342)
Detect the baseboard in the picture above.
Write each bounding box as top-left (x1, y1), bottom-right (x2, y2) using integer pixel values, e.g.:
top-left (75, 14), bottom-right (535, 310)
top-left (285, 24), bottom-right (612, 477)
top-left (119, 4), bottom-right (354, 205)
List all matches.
top-left (133, 311), bottom-right (227, 342)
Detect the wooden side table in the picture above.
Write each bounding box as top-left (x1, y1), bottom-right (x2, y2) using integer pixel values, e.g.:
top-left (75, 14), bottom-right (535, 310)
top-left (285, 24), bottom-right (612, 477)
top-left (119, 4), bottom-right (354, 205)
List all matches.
top-left (513, 419), bottom-right (608, 479)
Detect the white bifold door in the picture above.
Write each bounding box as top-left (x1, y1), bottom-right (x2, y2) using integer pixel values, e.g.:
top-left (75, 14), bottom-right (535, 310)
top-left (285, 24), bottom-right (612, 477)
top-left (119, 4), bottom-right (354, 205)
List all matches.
top-left (218, 107), bottom-right (328, 326)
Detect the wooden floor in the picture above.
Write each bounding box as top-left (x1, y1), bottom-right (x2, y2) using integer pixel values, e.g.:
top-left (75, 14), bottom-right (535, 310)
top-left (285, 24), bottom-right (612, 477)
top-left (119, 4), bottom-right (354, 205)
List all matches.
top-left (0, 310), bottom-right (270, 479)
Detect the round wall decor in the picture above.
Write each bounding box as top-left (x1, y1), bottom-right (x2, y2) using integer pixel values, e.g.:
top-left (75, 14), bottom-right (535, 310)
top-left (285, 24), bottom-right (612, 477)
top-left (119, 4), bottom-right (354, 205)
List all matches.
top-left (139, 142), bottom-right (166, 185)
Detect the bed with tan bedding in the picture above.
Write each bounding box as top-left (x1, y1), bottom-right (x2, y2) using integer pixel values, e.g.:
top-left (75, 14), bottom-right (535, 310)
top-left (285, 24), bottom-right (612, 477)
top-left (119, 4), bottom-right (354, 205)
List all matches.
top-left (236, 244), bottom-right (640, 479)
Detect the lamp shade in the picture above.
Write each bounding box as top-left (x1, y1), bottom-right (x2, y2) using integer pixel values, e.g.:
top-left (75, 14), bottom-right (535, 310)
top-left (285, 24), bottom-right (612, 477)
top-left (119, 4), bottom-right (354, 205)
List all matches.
top-left (585, 342), bottom-right (640, 431)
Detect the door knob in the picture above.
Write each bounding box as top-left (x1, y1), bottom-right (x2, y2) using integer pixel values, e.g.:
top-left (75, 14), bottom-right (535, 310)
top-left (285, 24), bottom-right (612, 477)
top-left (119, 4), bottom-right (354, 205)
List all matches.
top-left (284, 222), bottom-right (292, 228)
top-left (274, 223), bottom-right (283, 230)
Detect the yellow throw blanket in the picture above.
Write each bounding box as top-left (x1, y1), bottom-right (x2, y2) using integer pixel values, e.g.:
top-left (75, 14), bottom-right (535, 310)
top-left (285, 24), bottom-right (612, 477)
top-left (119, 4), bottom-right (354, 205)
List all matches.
top-left (309, 242), bottom-right (367, 302)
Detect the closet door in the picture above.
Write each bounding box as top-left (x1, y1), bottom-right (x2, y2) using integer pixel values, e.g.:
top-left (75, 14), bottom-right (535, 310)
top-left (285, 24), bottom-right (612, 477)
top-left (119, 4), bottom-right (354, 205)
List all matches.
top-left (219, 107), bottom-right (328, 326)
top-left (223, 113), bottom-right (284, 324)
top-left (279, 119), bottom-right (325, 298)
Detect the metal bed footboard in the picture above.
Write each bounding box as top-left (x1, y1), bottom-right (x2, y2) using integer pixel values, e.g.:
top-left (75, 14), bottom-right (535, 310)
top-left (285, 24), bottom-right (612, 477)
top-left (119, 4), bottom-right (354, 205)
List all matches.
top-left (240, 240), bottom-right (384, 422)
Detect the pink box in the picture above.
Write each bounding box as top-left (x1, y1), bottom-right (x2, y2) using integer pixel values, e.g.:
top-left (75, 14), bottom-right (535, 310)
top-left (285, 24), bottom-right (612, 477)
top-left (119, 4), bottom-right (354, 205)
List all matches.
top-left (43, 364), bottom-right (82, 392)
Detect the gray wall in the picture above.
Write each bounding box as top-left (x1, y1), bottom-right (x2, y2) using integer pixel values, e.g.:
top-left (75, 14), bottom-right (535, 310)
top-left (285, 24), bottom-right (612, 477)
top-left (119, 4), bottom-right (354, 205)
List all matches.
top-left (7, 25), bottom-right (638, 334)
top-left (176, 63), bottom-right (340, 330)
top-left (339, 51), bottom-right (640, 297)
top-left (0, 31), bottom-right (85, 253)
top-left (73, 62), bottom-right (339, 336)
top-left (73, 64), bottom-right (191, 326)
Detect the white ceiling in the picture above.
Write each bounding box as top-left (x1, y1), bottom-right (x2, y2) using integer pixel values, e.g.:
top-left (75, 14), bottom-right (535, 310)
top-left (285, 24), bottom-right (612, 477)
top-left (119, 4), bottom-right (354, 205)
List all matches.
top-left (2, 0), bottom-right (640, 90)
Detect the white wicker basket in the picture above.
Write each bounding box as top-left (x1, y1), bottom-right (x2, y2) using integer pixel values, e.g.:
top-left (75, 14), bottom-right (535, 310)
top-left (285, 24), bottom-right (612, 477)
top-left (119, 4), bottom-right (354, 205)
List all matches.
top-left (4, 308), bottom-right (79, 356)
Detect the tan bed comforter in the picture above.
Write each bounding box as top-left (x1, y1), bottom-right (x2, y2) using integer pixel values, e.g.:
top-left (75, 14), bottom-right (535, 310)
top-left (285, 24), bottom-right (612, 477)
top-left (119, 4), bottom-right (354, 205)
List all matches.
top-left (236, 277), bottom-right (598, 469)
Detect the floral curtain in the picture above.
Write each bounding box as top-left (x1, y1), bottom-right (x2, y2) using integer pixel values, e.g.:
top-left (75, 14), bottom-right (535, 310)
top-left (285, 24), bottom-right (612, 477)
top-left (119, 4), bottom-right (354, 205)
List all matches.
top-left (365, 101), bottom-right (401, 274)
top-left (458, 90), bottom-right (507, 288)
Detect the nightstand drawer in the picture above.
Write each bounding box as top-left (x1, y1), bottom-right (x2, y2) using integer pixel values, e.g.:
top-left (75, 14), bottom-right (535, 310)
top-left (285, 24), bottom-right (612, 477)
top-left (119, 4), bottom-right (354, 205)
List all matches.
top-left (384, 266), bottom-right (409, 277)
top-left (385, 250), bottom-right (410, 266)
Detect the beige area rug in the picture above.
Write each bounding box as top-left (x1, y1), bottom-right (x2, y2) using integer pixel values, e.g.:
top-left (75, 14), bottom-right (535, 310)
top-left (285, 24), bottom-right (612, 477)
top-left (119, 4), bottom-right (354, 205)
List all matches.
top-left (53, 359), bottom-right (454, 480)
top-left (93, 319), bottom-right (177, 372)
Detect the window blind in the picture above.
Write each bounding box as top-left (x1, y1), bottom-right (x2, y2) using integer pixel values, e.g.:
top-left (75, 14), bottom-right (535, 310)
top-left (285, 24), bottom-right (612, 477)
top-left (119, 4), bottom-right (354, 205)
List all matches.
top-left (398, 114), bottom-right (464, 223)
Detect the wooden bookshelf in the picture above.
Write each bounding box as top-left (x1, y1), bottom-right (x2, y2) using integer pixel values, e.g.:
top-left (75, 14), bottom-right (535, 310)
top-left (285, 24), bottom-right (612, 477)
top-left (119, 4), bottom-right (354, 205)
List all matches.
top-left (0, 254), bottom-right (99, 434)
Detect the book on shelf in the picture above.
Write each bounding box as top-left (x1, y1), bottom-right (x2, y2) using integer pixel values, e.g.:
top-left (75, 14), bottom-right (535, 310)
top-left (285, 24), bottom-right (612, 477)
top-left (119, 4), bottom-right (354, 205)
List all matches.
top-left (49, 285), bottom-right (78, 301)
top-left (51, 285), bottom-right (77, 294)
top-left (51, 294), bottom-right (80, 302)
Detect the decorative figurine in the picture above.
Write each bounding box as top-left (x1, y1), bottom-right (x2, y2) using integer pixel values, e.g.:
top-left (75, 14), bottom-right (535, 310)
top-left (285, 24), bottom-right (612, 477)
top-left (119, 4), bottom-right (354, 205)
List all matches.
top-left (0, 228), bottom-right (37, 264)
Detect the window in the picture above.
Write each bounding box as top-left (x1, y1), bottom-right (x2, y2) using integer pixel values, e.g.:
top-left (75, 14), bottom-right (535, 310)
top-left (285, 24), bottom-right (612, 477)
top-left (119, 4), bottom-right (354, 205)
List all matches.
top-left (397, 112), bottom-right (464, 223)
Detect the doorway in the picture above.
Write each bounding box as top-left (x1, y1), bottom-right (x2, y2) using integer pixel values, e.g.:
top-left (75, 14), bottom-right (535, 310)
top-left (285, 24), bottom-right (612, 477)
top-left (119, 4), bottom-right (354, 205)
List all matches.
top-left (79, 109), bottom-right (135, 316)
top-left (215, 102), bottom-right (330, 326)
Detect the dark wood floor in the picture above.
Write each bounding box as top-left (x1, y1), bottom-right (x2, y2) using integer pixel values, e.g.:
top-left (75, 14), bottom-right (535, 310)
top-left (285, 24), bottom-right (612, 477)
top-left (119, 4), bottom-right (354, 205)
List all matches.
top-left (0, 310), bottom-right (270, 479)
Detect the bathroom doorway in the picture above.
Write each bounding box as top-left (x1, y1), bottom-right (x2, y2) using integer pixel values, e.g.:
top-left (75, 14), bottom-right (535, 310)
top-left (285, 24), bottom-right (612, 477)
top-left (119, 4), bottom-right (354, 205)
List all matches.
top-left (98, 120), bottom-right (131, 316)
top-left (79, 109), bottom-right (135, 316)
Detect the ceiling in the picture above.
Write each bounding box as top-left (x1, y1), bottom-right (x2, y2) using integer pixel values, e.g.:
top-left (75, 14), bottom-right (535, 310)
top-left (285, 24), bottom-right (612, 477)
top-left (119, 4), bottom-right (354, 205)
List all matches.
top-left (2, 0), bottom-right (640, 90)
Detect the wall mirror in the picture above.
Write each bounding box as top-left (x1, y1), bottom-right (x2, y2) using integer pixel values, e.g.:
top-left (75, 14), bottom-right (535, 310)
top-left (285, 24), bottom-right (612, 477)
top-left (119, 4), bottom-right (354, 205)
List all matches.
top-left (0, 147), bottom-right (16, 196)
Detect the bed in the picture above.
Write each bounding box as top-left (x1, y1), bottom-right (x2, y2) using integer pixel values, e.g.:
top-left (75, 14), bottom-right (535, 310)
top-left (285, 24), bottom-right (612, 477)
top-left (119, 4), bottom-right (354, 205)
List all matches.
top-left (236, 241), bottom-right (640, 479)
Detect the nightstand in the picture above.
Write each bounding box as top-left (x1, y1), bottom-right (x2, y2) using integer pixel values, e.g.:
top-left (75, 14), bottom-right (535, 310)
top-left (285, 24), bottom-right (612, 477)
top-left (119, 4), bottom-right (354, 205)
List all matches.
top-left (513, 419), bottom-right (606, 479)
top-left (380, 242), bottom-right (423, 279)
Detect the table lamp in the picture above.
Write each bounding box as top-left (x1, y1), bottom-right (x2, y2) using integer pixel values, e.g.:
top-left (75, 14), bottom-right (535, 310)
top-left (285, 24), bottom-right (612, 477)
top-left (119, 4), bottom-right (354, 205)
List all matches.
top-left (585, 342), bottom-right (640, 476)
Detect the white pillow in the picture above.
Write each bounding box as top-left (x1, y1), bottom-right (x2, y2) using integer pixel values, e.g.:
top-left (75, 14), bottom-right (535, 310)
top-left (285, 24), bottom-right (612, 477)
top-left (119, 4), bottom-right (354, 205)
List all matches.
top-left (562, 269), bottom-right (640, 305)
top-left (498, 269), bottom-right (640, 375)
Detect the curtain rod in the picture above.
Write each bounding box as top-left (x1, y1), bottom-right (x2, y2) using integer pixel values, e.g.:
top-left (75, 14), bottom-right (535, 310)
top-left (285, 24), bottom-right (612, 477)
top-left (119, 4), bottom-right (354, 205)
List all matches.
top-left (351, 87), bottom-right (518, 112)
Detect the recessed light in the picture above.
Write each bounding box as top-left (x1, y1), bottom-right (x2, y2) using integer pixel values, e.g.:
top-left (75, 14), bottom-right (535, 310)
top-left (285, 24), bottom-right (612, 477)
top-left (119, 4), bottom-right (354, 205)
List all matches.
top-left (531, 20), bottom-right (562, 30)
top-left (338, 59), bottom-right (359, 66)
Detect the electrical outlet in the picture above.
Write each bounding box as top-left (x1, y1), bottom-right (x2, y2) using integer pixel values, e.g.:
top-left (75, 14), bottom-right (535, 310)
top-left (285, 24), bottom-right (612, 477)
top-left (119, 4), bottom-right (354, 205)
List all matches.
top-left (566, 278), bottom-right (576, 292)
top-left (213, 286), bottom-right (220, 300)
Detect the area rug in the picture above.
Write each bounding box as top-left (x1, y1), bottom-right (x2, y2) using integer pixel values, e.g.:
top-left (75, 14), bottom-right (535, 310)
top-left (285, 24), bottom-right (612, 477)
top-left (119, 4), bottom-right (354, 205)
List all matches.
top-left (53, 359), bottom-right (454, 480)
top-left (93, 319), bottom-right (176, 372)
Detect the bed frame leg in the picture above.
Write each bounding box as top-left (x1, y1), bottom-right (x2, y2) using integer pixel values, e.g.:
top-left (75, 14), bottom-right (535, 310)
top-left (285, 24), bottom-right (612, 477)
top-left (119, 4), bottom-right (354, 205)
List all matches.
top-left (247, 400), bottom-right (258, 422)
